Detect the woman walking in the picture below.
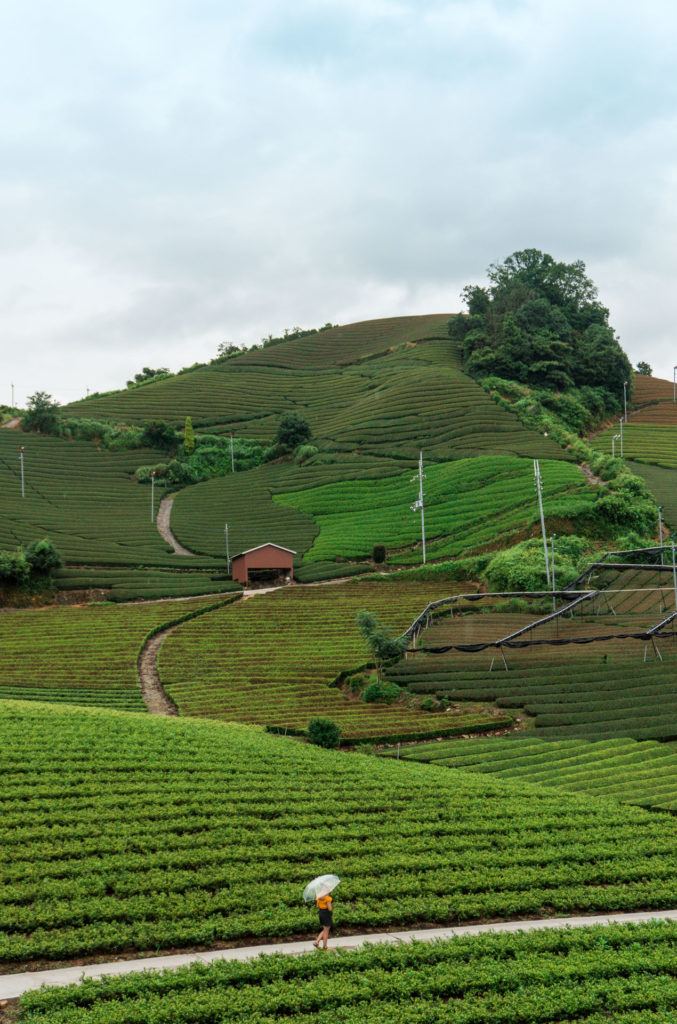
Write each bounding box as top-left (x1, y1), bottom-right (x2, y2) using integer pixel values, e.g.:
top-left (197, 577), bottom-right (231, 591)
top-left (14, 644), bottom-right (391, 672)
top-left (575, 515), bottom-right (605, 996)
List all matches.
top-left (313, 891), bottom-right (334, 950)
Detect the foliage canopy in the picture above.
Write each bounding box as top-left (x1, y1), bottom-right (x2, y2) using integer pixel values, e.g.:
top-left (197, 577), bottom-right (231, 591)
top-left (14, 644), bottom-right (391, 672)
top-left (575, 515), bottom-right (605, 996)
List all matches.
top-left (450, 249), bottom-right (632, 402)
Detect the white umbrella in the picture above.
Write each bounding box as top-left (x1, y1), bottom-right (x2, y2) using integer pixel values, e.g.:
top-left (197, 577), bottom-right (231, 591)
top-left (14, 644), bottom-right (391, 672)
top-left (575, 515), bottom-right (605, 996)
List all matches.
top-left (303, 874), bottom-right (341, 903)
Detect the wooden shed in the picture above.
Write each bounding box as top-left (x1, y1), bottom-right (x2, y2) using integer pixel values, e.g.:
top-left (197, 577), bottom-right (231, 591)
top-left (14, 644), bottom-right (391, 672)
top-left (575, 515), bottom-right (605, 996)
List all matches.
top-left (231, 543), bottom-right (296, 586)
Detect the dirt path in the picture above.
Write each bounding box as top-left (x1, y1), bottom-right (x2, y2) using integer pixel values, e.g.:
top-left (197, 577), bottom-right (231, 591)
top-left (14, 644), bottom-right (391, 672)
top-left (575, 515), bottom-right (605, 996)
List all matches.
top-left (156, 496), bottom-right (194, 556)
top-left (1, 417), bottom-right (20, 429)
top-left (137, 629), bottom-right (178, 715)
top-left (1, 909), bottom-right (674, 1001)
top-left (580, 462), bottom-right (603, 486)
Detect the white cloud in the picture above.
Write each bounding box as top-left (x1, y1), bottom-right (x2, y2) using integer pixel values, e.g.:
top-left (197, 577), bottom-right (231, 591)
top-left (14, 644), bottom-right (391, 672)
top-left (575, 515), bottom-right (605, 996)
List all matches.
top-left (2, 0), bottom-right (677, 405)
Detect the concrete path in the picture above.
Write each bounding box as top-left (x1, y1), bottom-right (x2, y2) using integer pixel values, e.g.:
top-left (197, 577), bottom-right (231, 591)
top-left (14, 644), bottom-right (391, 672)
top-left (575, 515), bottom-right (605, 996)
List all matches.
top-left (156, 495), bottom-right (194, 556)
top-left (1, 417), bottom-right (20, 429)
top-left (1, 909), bottom-right (675, 1000)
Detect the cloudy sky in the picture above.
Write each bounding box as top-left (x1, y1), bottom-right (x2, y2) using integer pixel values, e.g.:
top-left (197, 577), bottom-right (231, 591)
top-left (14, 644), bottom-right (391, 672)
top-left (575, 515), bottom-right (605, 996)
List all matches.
top-left (2, 0), bottom-right (677, 405)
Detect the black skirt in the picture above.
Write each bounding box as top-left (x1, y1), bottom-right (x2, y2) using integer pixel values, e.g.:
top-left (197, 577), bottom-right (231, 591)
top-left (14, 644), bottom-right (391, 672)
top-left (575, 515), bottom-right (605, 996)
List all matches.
top-left (318, 909), bottom-right (333, 928)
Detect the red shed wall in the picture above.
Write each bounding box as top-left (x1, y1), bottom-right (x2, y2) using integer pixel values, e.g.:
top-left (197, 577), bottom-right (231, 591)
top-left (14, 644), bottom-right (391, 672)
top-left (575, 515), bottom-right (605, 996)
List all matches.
top-left (231, 546), bottom-right (295, 584)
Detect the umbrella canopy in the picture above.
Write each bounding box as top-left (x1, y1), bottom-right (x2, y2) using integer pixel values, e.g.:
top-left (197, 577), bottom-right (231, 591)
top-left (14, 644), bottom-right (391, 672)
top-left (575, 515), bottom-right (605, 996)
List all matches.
top-left (303, 874), bottom-right (341, 903)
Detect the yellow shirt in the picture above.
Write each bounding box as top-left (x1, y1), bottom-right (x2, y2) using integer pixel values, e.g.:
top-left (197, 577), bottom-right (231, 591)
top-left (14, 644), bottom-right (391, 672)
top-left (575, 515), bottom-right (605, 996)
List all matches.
top-left (316, 894), bottom-right (333, 911)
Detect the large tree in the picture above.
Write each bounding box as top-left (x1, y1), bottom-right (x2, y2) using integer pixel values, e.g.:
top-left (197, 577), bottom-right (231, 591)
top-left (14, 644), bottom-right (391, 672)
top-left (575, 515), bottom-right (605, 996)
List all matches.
top-left (450, 249), bottom-right (631, 401)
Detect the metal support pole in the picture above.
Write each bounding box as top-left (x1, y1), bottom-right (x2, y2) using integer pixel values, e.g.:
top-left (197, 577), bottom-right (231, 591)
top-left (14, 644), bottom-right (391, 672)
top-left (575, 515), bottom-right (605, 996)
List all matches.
top-left (411, 451), bottom-right (426, 564)
top-left (658, 507), bottom-right (664, 565)
top-left (11, 382), bottom-right (15, 407)
top-left (534, 460), bottom-right (551, 586)
top-left (230, 434), bottom-right (235, 473)
top-left (551, 534), bottom-right (556, 613)
top-left (225, 522), bottom-right (231, 575)
top-left (18, 446), bottom-right (25, 498)
top-left (623, 380), bottom-right (628, 423)
top-left (619, 419), bottom-right (624, 459)
top-left (672, 540), bottom-right (677, 612)
top-left (150, 472), bottom-right (156, 523)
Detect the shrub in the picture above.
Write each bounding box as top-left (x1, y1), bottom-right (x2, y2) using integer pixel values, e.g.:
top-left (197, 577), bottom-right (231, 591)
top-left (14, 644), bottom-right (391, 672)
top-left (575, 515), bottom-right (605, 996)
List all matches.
top-left (356, 610), bottom-right (408, 674)
top-left (275, 413), bottom-right (311, 451)
top-left (183, 416), bottom-right (195, 455)
top-left (0, 549), bottom-right (30, 585)
top-left (23, 392), bottom-right (61, 434)
top-left (24, 539), bottom-right (62, 576)
top-left (483, 537), bottom-right (586, 592)
top-left (140, 421), bottom-right (178, 454)
top-left (372, 544), bottom-right (387, 564)
top-left (363, 680), bottom-right (402, 704)
top-left (307, 717), bottom-right (341, 749)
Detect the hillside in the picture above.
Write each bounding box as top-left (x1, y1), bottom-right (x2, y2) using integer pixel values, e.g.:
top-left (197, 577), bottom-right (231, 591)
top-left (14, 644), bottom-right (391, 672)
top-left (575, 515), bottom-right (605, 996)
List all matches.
top-left (1, 700), bottom-right (674, 967)
top-left (2, 315), bottom-right (594, 595)
top-left (590, 372), bottom-right (677, 530)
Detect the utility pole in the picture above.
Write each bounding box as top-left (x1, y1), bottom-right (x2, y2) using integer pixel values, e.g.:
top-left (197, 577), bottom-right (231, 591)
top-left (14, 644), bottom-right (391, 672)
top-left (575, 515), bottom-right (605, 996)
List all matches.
top-left (551, 534), bottom-right (556, 612)
top-left (150, 472), bottom-right (156, 523)
top-left (619, 418), bottom-right (624, 459)
top-left (230, 434), bottom-right (235, 473)
top-left (623, 380), bottom-right (628, 424)
top-left (411, 451), bottom-right (426, 564)
top-left (224, 522), bottom-right (231, 575)
top-left (672, 539), bottom-right (677, 612)
top-left (534, 460), bottom-right (551, 587)
top-left (18, 446), bottom-right (25, 498)
top-left (11, 382), bottom-right (14, 408)
top-left (658, 507), bottom-right (664, 565)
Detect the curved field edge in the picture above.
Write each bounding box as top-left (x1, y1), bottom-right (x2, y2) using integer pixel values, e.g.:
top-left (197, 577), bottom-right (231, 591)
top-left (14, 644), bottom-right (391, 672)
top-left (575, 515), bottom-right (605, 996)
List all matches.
top-left (274, 456), bottom-right (593, 564)
top-left (157, 581), bottom-right (506, 741)
top-left (390, 736), bottom-right (677, 812)
top-left (0, 701), bottom-right (675, 967)
top-left (0, 597), bottom-right (234, 713)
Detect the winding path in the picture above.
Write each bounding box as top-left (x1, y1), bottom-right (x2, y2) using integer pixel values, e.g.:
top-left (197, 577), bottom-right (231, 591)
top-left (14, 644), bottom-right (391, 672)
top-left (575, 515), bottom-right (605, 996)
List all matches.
top-left (156, 495), bottom-right (194, 556)
top-left (1, 909), bottom-right (674, 1001)
top-left (137, 628), bottom-right (179, 715)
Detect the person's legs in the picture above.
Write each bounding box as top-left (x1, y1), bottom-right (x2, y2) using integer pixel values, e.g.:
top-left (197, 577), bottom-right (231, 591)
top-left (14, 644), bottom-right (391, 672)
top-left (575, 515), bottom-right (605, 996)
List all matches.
top-left (320, 925), bottom-right (330, 949)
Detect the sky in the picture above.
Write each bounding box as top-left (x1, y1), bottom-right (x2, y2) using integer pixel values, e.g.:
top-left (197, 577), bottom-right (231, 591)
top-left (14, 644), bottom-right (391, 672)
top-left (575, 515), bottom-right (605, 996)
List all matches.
top-left (2, 0), bottom-right (677, 406)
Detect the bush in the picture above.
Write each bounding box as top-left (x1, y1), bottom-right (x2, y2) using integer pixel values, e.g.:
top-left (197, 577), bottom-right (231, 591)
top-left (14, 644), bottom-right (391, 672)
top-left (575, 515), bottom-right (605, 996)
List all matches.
top-left (24, 539), bottom-right (62, 576)
top-left (372, 544), bottom-right (387, 564)
top-left (307, 718), bottom-right (342, 749)
top-left (140, 421), bottom-right (178, 454)
top-left (0, 549), bottom-right (30, 585)
top-left (275, 413), bottom-right (312, 451)
top-left (356, 610), bottom-right (408, 672)
top-left (23, 392), bottom-right (61, 434)
top-left (483, 537), bottom-right (587, 592)
top-left (363, 680), bottom-right (402, 704)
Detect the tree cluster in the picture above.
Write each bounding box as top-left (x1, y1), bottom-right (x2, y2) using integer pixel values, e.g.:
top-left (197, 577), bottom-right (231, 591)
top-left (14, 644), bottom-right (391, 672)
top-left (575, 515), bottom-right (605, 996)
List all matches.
top-left (449, 250), bottom-right (632, 404)
top-left (0, 538), bottom-right (62, 590)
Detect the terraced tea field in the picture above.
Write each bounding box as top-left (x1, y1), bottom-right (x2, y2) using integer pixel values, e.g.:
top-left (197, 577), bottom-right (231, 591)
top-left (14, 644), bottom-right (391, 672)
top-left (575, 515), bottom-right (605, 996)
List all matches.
top-left (395, 736), bottom-right (677, 811)
top-left (17, 920), bottom-right (677, 1023)
top-left (1, 701), bottom-right (675, 967)
top-left (592, 423), bottom-right (677, 468)
top-left (159, 582), bottom-right (502, 741)
top-left (277, 455), bottom-right (594, 563)
top-left (171, 454), bottom-right (401, 561)
top-left (388, 600), bottom-right (677, 741)
top-left (0, 430), bottom-right (190, 567)
top-left (54, 566), bottom-right (240, 601)
top-left (628, 461), bottom-right (677, 531)
top-left (0, 598), bottom-right (223, 711)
